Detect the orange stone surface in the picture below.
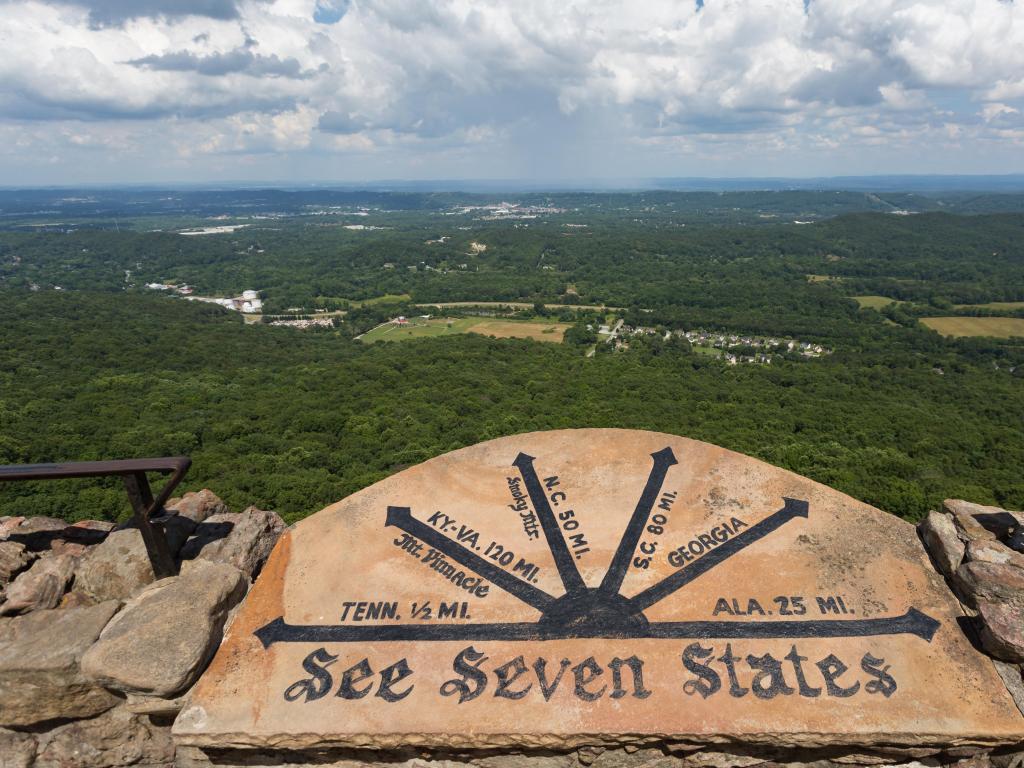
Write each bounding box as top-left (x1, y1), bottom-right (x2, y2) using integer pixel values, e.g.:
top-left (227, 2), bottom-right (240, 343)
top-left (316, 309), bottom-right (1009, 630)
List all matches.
top-left (174, 429), bottom-right (1024, 749)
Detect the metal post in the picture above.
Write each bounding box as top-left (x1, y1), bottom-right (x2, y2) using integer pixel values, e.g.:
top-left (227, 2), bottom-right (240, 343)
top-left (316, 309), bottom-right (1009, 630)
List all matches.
top-left (123, 472), bottom-right (178, 579)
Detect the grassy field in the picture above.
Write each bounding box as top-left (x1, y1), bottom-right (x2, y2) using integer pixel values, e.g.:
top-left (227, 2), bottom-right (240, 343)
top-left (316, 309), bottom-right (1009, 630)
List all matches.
top-left (360, 317), bottom-right (571, 343)
top-left (921, 316), bottom-right (1024, 338)
top-left (853, 295), bottom-right (898, 309)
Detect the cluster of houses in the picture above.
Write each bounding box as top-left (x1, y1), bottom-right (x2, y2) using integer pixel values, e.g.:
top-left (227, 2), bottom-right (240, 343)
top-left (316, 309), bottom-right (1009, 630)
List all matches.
top-left (598, 324), bottom-right (830, 364)
top-left (447, 202), bottom-right (567, 220)
top-left (267, 316), bottom-right (334, 329)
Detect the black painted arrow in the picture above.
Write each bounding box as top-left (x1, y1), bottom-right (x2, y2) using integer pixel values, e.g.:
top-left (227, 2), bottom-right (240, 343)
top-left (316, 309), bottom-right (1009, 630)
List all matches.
top-left (253, 607), bottom-right (939, 648)
top-left (512, 452), bottom-right (587, 595)
top-left (385, 506), bottom-right (556, 614)
top-left (645, 608), bottom-right (941, 643)
top-left (629, 497), bottom-right (810, 612)
top-left (599, 446), bottom-right (678, 596)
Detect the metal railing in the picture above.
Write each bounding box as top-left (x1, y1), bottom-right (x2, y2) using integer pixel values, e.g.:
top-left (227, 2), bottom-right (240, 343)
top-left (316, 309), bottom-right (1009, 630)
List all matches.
top-left (0, 457), bottom-right (191, 578)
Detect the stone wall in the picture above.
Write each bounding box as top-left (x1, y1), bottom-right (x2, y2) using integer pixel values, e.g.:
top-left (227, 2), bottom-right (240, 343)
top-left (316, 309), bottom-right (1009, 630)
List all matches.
top-left (0, 491), bottom-right (285, 768)
top-left (1, 496), bottom-right (1023, 768)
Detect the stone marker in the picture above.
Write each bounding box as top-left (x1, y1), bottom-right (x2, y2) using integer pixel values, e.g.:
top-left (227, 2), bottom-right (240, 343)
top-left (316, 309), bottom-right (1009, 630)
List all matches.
top-left (174, 430), bottom-right (1024, 751)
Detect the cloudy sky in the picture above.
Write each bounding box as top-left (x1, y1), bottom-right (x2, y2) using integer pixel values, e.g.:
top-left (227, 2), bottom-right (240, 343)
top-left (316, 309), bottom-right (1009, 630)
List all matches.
top-left (0, 0), bottom-right (1022, 184)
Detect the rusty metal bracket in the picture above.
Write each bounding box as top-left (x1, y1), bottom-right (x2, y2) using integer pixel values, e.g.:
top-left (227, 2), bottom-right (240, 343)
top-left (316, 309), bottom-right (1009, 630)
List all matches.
top-left (0, 457), bottom-right (192, 579)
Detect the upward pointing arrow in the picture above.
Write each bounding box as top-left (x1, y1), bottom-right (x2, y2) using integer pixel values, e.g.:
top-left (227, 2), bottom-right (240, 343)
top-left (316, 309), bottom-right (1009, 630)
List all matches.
top-left (513, 452), bottom-right (587, 595)
top-left (599, 446), bottom-right (678, 596)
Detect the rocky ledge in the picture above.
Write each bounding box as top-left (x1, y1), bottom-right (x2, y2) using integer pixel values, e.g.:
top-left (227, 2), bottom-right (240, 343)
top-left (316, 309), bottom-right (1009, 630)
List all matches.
top-left (919, 499), bottom-right (1024, 667)
top-left (0, 491), bottom-right (284, 767)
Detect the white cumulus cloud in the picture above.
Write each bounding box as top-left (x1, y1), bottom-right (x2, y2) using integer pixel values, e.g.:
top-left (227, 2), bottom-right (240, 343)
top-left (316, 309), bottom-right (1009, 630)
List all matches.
top-left (0, 0), bottom-right (1021, 181)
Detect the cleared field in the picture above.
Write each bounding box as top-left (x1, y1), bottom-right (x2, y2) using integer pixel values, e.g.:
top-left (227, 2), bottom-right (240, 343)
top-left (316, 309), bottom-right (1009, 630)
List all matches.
top-left (954, 301), bottom-right (1024, 311)
top-left (921, 317), bottom-right (1024, 338)
top-left (807, 274), bottom-right (843, 283)
top-left (360, 317), bottom-right (476, 342)
top-left (853, 295), bottom-right (898, 309)
top-left (360, 317), bottom-right (570, 343)
top-left (467, 319), bottom-right (570, 341)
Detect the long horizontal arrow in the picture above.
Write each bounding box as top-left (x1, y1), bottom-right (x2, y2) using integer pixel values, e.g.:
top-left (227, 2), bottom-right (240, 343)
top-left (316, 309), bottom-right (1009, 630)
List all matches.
top-left (599, 446), bottom-right (678, 596)
top-left (630, 497), bottom-right (809, 612)
top-left (386, 506), bottom-right (556, 614)
top-left (254, 608), bottom-right (939, 648)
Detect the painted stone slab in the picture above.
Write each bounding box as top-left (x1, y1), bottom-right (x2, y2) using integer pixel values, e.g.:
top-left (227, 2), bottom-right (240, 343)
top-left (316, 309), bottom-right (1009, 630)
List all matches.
top-left (174, 430), bottom-right (1024, 749)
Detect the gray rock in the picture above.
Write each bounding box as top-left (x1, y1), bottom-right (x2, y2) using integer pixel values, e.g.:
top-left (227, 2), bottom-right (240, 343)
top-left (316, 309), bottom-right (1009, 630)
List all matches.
top-left (34, 704), bottom-right (177, 768)
top-left (919, 511), bottom-right (965, 576)
top-left (0, 552), bottom-right (77, 615)
top-left (0, 541), bottom-right (34, 584)
top-left (978, 600), bottom-right (1024, 663)
top-left (167, 489), bottom-right (228, 524)
top-left (966, 540), bottom-right (1024, 569)
top-left (75, 516), bottom-right (196, 602)
top-left (953, 561), bottom-right (1024, 606)
top-left (0, 601), bottom-right (121, 727)
top-left (181, 506), bottom-right (285, 580)
top-left (0, 727), bottom-right (36, 768)
top-left (992, 658), bottom-right (1024, 717)
top-left (82, 559), bottom-right (247, 698)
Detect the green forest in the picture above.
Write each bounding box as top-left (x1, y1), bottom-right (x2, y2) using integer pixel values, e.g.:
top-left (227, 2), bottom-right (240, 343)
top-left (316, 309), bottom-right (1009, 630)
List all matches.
top-left (0, 191), bottom-right (1022, 525)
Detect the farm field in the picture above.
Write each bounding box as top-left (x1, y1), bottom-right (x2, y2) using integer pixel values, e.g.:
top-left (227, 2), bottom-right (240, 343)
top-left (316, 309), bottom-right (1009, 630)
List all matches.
top-left (468, 319), bottom-right (570, 341)
top-left (360, 317), bottom-right (571, 343)
top-left (853, 295), bottom-right (898, 309)
top-left (921, 316), bottom-right (1024, 338)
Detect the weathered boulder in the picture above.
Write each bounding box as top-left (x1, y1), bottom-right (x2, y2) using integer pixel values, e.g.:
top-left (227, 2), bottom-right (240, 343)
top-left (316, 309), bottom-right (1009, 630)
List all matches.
top-left (0, 727), bottom-right (36, 768)
top-left (978, 600), bottom-right (1024, 663)
top-left (966, 540), bottom-right (1024, 569)
top-left (82, 559), bottom-right (247, 698)
top-left (0, 540), bottom-right (34, 583)
top-left (953, 561), bottom-right (1024, 606)
top-left (167, 489), bottom-right (228, 524)
top-left (180, 506), bottom-right (285, 580)
top-left (944, 499), bottom-right (1014, 541)
top-left (0, 552), bottom-right (77, 615)
top-left (1, 515), bottom-right (66, 537)
top-left (1, 515), bottom-right (112, 553)
top-left (75, 516), bottom-right (196, 602)
top-left (0, 516), bottom-right (26, 538)
top-left (0, 601), bottom-right (121, 727)
top-left (992, 659), bottom-right (1024, 716)
top-left (1, 516), bottom-right (73, 552)
top-left (33, 705), bottom-right (177, 768)
top-left (920, 510), bottom-right (965, 576)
